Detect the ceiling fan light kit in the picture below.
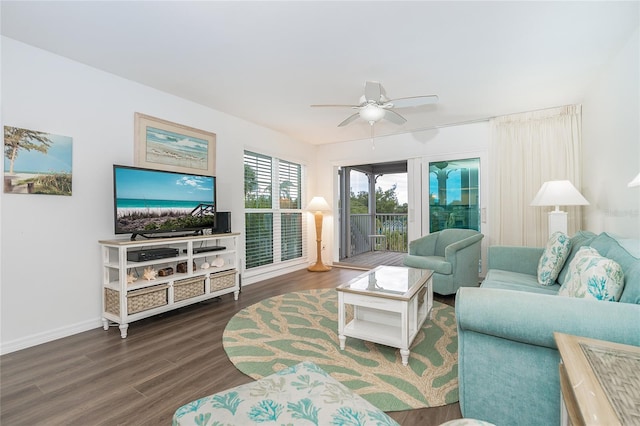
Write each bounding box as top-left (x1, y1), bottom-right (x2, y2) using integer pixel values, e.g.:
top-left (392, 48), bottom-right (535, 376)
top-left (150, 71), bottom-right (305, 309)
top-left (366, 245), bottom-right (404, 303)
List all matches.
top-left (359, 104), bottom-right (386, 124)
top-left (311, 81), bottom-right (439, 129)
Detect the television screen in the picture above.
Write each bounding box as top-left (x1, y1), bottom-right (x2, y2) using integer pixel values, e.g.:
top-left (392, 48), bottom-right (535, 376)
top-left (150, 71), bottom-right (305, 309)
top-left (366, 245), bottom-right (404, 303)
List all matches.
top-left (113, 165), bottom-right (216, 237)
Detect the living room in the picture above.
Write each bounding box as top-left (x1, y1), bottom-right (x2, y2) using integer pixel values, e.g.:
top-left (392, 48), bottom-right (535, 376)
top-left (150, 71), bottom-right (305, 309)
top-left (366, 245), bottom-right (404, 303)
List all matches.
top-left (1, 1), bottom-right (639, 424)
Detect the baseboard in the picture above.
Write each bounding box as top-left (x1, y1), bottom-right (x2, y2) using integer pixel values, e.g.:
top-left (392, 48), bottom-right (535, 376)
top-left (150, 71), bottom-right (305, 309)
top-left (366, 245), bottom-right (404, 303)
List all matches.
top-left (242, 262), bottom-right (309, 286)
top-left (332, 262), bottom-right (372, 271)
top-left (2, 263), bottom-right (311, 354)
top-left (0, 318), bottom-right (102, 355)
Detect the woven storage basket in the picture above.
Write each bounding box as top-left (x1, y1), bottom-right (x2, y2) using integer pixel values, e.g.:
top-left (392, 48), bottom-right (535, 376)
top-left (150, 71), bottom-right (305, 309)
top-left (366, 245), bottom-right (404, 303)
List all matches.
top-left (105, 288), bottom-right (120, 316)
top-left (210, 270), bottom-right (236, 292)
top-left (174, 276), bottom-right (205, 301)
top-left (127, 284), bottom-right (169, 314)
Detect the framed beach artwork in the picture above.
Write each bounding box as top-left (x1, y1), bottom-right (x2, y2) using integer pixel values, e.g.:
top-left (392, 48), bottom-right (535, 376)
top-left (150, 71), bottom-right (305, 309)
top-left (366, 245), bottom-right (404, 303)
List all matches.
top-left (134, 113), bottom-right (216, 176)
top-left (3, 125), bottom-right (73, 196)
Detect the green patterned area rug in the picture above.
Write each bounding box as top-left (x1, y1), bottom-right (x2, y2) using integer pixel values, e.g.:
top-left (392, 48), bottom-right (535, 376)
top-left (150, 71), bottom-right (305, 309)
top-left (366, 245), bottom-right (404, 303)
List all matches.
top-left (223, 288), bottom-right (458, 412)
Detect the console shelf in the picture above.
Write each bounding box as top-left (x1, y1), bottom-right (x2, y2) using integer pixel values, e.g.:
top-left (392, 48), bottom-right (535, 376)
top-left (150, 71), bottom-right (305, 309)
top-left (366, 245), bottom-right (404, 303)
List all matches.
top-left (99, 233), bottom-right (240, 338)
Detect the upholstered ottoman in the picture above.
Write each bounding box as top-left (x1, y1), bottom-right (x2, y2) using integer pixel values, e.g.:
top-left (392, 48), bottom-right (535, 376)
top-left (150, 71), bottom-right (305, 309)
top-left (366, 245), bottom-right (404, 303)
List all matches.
top-left (172, 361), bottom-right (399, 425)
top-left (439, 420), bottom-right (496, 426)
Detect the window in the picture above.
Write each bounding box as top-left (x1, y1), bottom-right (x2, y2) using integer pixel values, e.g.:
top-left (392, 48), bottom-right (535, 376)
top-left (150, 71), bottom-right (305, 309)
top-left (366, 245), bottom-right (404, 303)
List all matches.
top-left (428, 158), bottom-right (480, 232)
top-left (244, 151), bottom-right (305, 270)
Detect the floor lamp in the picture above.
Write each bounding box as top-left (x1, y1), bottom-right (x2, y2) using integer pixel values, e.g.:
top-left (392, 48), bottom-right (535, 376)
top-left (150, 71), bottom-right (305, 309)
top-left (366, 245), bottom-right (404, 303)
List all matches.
top-left (531, 180), bottom-right (589, 237)
top-left (307, 196), bottom-right (331, 272)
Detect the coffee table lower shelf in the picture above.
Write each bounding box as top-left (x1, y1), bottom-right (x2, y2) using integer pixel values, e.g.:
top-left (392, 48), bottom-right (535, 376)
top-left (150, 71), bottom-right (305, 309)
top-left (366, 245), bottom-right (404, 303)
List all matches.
top-left (342, 313), bottom-right (426, 349)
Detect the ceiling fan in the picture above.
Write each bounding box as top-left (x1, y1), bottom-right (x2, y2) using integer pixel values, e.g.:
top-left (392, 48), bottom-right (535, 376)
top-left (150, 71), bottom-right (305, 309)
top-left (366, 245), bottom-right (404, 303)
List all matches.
top-left (311, 81), bottom-right (439, 127)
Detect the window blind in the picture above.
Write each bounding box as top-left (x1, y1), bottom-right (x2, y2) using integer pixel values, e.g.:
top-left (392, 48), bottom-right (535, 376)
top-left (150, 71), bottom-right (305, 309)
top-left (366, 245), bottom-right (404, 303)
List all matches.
top-left (244, 151), bottom-right (305, 270)
top-left (244, 151), bottom-right (272, 209)
top-left (278, 160), bottom-right (301, 210)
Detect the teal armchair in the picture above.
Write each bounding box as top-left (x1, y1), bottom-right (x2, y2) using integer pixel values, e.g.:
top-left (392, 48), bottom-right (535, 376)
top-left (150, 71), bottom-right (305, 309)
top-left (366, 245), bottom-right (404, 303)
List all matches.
top-left (403, 229), bottom-right (484, 295)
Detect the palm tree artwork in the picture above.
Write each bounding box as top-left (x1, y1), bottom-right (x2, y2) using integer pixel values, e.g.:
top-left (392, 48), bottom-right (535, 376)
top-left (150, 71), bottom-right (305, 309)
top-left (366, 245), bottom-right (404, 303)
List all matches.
top-left (3, 125), bottom-right (73, 195)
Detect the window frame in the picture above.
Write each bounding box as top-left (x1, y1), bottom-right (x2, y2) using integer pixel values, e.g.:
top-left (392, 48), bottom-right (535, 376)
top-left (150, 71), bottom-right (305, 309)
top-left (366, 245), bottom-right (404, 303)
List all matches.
top-left (243, 150), bottom-right (307, 276)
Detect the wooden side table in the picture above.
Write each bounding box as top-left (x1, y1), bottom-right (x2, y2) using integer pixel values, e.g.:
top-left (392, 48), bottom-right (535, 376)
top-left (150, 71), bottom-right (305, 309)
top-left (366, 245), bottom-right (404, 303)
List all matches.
top-left (554, 332), bottom-right (640, 426)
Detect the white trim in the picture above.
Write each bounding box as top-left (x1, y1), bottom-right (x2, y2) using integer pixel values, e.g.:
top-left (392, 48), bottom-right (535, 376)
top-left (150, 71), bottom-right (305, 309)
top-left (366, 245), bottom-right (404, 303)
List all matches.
top-left (407, 158), bottom-right (423, 243)
top-left (0, 318), bottom-right (102, 355)
top-left (244, 144), bottom-right (309, 168)
top-left (242, 261), bottom-right (309, 286)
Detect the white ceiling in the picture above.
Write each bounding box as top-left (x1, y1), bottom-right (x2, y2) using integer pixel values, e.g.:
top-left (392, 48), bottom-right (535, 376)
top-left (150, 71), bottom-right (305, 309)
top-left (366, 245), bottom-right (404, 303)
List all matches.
top-left (2, 1), bottom-right (638, 145)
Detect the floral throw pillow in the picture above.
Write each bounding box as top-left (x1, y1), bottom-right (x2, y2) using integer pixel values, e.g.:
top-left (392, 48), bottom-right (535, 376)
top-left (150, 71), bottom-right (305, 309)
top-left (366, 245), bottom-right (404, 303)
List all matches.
top-left (537, 232), bottom-right (572, 286)
top-left (558, 246), bottom-right (625, 301)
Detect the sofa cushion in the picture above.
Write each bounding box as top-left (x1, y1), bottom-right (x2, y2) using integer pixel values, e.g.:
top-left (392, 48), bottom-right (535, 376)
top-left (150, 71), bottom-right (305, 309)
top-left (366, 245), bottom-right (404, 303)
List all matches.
top-left (590, 232), bottom-right (640, 304)
top-left (482, 269), bottom-right (560, 295)
top-left (557, 230), bottom-right (597, 284)
top-left (537, 232), bottom-right (571, 286)
top-left (558, 247), bottom-right (625, 301)
top-left (403, 254), bottom-right (452, 274)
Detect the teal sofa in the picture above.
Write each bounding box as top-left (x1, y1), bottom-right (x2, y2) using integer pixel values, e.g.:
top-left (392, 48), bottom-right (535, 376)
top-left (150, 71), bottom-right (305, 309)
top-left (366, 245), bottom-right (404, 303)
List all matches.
top-left (403, 229), bottom-right (484, 295)
top-left (456, 231), bottom-right (640, 426)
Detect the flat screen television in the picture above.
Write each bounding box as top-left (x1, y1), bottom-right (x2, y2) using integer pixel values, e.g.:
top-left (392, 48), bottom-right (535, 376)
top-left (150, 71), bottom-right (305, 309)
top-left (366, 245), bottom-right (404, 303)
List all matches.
top-left (113, 165), bottom-right (216, 239)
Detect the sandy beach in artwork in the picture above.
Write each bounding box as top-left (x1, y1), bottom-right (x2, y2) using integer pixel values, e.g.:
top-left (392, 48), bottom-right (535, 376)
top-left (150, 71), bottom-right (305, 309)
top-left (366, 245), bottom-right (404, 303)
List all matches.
top-left (6, 172), bottom-right (40, 179)
top-left (5, 172), bottom-right (49, 194)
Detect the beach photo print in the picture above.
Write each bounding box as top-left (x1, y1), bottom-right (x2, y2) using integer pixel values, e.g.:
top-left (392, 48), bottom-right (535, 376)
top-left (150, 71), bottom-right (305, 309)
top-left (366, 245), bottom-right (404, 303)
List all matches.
top-left (3, 125), bottom-right (73, 196)
top-left (134, 113), bottom-right (216, 176)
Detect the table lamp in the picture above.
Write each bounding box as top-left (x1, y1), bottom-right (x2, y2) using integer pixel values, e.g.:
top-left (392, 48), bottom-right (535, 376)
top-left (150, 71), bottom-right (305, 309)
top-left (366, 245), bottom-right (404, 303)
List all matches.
top-left (531, 180), bottom-right (589, 237)
top-left (306, 196), bottom-right (331, 272)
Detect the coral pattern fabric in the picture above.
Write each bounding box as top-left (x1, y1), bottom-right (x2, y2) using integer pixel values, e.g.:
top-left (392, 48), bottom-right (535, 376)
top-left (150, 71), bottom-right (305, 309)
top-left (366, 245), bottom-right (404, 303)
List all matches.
top-left (537, 232), bottom-right (571, 286)
top-left (172, 361), bottom-right (399, 426)
top-left (559, 247), bottom-right (625, 301)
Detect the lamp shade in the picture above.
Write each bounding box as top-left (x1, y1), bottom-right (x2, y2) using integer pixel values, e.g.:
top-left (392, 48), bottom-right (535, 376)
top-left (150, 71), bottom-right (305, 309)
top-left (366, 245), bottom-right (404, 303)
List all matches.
top-left (530, 180), bottom-right (589, 208)
top-left (629, 172), bottom-right (640, 187)
top-left (306, 196), bottom-right (331, 212)
top-left (359, 104), bottom-right (386, 123)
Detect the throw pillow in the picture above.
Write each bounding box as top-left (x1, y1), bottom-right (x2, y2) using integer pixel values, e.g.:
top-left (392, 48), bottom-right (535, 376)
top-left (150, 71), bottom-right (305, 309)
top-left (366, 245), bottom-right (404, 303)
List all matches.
top-left (537, 231), bottom-right (572, 286)
top-left (558, 246), bottom-right (625, 301)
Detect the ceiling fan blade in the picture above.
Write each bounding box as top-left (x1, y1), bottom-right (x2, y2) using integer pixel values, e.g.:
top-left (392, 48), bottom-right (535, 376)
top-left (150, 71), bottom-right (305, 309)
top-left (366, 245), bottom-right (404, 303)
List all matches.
top-left (387, 95), bottom-right (439, 108)
top-left (338, 113), bottom-right (360, 127)
top-left (310, 104), bottom-right (359, 108)
top-left (364, 81), bottom-right (382, 103)
top-left (384, 109), bottom-right (407, 125)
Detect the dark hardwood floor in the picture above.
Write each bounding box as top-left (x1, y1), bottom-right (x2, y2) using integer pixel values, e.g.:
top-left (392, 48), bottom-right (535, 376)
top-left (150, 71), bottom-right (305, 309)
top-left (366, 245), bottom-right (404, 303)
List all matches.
top-left (0, 267), bottom-right (461, 425)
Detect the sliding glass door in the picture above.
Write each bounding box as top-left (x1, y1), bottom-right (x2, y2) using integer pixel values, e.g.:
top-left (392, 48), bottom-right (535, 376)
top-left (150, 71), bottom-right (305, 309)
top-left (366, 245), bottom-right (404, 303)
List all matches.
top-left (428, 158), bottom-right (480, 232)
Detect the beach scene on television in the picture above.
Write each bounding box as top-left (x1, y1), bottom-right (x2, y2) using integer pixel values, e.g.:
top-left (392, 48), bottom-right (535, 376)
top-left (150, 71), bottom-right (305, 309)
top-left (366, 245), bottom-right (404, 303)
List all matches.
top-left (115, 166), bottom-right (215, 234)
top-left (3, 126), bottom-right (73, 196)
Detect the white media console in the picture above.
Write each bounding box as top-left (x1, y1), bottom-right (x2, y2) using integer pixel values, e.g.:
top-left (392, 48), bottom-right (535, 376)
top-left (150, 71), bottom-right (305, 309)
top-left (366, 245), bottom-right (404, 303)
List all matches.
top-left (99, 233), bottom-right (240, 338)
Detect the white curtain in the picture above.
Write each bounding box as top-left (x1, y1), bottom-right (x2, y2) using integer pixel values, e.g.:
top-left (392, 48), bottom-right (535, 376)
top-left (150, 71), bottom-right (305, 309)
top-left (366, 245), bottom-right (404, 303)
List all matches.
top-left (489, 105), bottom-right (583, 247)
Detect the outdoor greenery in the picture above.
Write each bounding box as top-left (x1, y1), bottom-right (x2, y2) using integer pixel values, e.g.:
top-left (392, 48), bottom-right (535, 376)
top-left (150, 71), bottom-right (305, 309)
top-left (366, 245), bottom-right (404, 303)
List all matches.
top-left (244, 163), bottom-right (298, 209)
top-left (18, 173), bottom-right (72, 195)
top-left (3, 126), bottom-right (52, 174)
top-left (116, 208), bottom-right (215, 233)
top-left (244, 164), bottom-right (272, 208)
top-left (348, 184), bottom-right (409, 252)
top-left (350, 184), bottom-right (407, 214)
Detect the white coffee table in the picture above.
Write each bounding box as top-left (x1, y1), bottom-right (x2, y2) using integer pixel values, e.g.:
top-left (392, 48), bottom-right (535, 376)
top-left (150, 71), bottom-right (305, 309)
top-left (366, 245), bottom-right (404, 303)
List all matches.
top-left (336, 265), bottom-right (434, 366)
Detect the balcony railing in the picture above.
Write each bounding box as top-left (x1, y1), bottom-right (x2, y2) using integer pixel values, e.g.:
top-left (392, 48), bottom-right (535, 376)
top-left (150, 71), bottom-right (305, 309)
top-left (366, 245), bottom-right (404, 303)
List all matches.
top-left (349, 213), bottom-right (408, 256)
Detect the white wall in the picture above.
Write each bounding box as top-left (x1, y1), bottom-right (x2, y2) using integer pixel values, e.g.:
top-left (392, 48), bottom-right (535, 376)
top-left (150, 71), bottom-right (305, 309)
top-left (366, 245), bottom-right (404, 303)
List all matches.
top-left (314, 122), bottom-right (490, 265)
top-left (2, 24), bottom-right (637, 354)
top-left (582, 27), bottom-right (640, 239)
top-left (0, 37), bottom-right (316, 354)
